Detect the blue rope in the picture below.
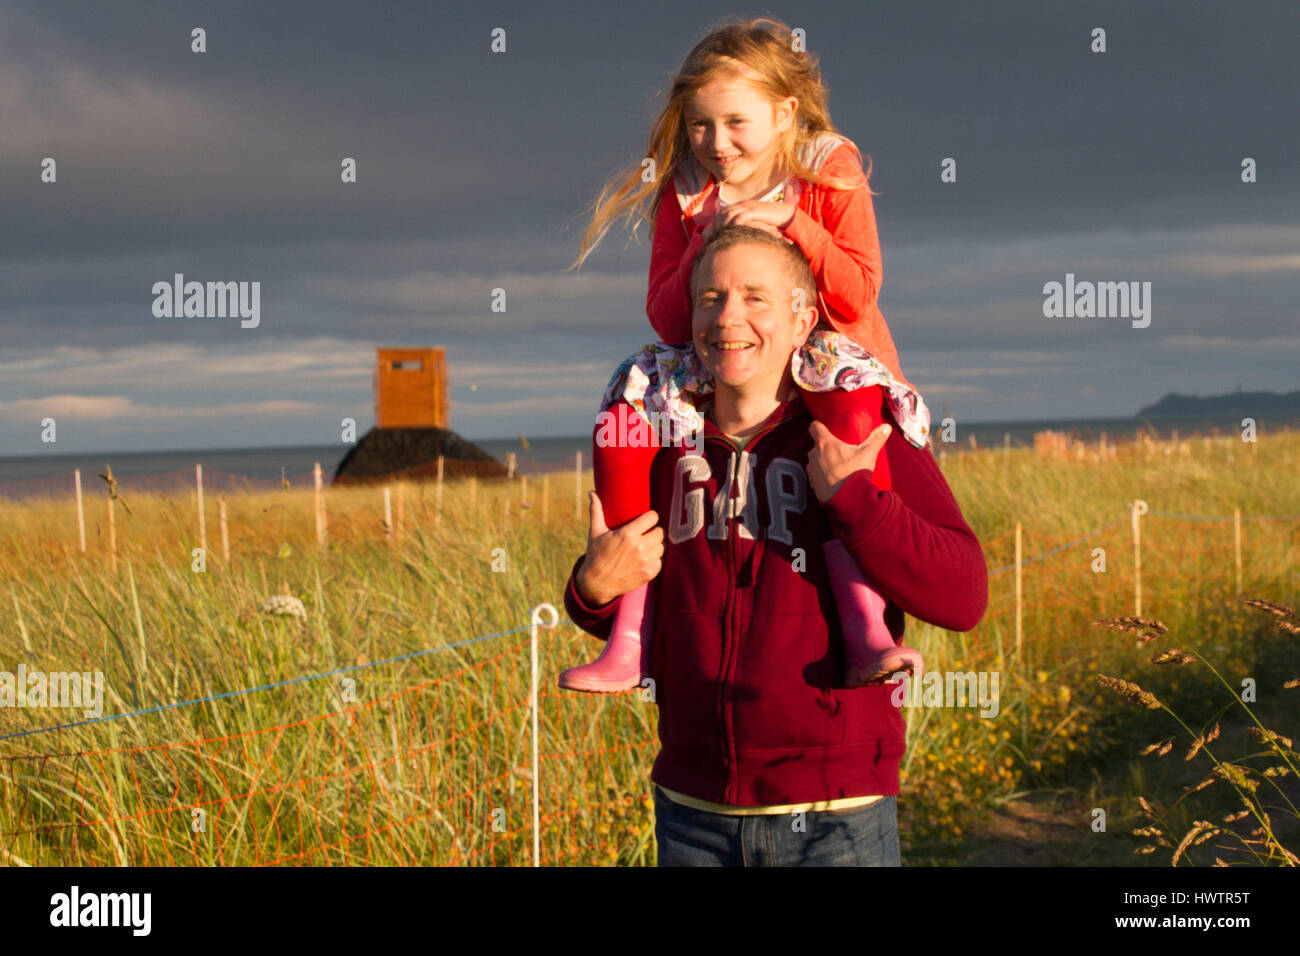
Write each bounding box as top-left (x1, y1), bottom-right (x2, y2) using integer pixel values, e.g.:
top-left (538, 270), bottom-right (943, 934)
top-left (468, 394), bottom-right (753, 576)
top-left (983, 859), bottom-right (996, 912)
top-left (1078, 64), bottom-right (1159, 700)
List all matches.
top-left (987, 506), bottom-right (1300, 575)
top-left (1150, 511), bottom-right (1300, 522)
top-left (988, 515), bottom-right (1127, 575)
top-left (0, 623), bottom-right (532, 743)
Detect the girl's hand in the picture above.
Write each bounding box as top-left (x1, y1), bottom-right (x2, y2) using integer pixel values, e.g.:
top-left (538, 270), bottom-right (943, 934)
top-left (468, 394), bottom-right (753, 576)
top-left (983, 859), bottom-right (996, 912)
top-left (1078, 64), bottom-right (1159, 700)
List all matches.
top-left (807, 421), bottom-right (892, 503)
top-left (702, 200), bottom-right (796, 241)
top-left (575, 491), bottom-right (664, 606)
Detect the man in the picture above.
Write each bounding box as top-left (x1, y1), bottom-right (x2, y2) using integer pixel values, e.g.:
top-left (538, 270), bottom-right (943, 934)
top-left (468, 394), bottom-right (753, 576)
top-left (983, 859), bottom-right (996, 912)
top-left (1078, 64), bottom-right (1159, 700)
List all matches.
top-left (563, 225), bottom-right (987, 866)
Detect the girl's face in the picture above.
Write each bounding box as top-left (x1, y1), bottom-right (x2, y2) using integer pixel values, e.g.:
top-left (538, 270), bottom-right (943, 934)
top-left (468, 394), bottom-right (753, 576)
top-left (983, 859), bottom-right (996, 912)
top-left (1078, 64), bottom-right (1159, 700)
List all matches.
top-left (684, 68), bottom-right (796, 194)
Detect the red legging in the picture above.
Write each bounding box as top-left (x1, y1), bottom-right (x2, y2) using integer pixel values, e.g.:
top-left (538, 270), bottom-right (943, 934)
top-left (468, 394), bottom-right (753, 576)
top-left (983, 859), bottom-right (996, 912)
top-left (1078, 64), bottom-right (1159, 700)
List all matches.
top-left (593, 385), bottom-right (891, 530)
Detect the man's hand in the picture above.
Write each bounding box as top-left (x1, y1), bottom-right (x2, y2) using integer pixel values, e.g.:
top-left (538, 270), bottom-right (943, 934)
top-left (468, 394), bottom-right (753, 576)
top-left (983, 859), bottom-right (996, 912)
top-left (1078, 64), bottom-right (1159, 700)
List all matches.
top-left (806, 421), bottom-right (892, 503)
top-left (574, 491), bottom-right (664, 607)
top-left (701, 200), bottom-right (796, 241)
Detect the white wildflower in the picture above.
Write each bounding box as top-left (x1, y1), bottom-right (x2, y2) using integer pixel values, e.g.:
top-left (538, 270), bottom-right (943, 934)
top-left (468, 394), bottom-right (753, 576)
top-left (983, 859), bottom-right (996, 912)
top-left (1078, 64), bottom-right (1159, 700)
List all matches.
top-left (261, 594), bottom-right (307, 621)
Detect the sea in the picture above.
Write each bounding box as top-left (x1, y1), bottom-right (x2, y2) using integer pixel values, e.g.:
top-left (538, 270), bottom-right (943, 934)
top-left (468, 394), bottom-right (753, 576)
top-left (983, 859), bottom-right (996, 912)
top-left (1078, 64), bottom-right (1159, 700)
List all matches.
top-left (2, 414), bottom-right (1296, 502)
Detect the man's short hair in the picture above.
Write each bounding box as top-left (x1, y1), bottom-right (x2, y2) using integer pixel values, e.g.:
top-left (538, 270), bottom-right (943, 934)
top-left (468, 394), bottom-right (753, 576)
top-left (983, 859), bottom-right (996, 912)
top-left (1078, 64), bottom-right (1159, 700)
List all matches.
top-left (690, 224), bottom-right (818, 316)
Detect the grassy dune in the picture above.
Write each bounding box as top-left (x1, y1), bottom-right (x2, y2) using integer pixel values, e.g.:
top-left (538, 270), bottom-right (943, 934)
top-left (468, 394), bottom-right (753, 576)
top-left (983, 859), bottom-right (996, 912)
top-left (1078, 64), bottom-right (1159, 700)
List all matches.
top-left (1, 432), bottom-right (1297, 866)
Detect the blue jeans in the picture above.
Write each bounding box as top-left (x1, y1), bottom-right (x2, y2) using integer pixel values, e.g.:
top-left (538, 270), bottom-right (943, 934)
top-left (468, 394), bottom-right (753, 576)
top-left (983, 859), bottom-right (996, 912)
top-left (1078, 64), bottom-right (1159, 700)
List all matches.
top-left (653, 786), bottom-right (901, 867)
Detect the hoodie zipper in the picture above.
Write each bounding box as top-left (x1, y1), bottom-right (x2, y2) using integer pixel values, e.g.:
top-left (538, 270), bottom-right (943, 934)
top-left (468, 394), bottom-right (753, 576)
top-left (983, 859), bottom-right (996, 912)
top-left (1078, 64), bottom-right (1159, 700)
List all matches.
top-left (705, 433), bottom-right (739, 802)
top-left (706, 408), bottom-right (795, 802)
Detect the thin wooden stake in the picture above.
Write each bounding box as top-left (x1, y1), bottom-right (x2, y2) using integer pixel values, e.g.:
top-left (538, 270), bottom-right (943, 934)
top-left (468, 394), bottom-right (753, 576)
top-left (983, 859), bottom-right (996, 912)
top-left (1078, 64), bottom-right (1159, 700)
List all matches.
top-left (436, 456), bottom-right (445, 528)
top-left (195, 464), bottom-right (207, 558)
top-left (574, 451), bottom-right (582, 518)
top-left (314, 462), bottom-right (327, 549)
top-left (396, 483), bottom-right (405, 542)
top-left (218, 495), bottom-right (230, 565)
top-left (74, 469), bottom-right (86, 553)
top-left (1233, 507), bottom-right (1243, 593)
top-left (1131, 499), bottom-right (1148, 616)
top-left (1014, 522), bottom-right (1023, 656)
top-left (107, 496), bottom-right (117, 574)
top-left (384, 486), bottom-right (393, 542)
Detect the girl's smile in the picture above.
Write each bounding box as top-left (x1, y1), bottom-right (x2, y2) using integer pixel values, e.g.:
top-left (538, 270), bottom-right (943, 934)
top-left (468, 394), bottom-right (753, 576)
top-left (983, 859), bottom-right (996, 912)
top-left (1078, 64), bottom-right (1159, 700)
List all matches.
top-left (685, 67), bottom-right (796, 202)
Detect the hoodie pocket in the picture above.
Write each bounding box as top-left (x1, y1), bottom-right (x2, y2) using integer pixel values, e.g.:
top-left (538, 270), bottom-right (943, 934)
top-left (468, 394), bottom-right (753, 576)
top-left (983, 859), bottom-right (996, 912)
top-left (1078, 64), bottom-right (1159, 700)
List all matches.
top-left (654, 610), bottom-right (726, 752)
top-left (730, 610), bottom-right (845, 751)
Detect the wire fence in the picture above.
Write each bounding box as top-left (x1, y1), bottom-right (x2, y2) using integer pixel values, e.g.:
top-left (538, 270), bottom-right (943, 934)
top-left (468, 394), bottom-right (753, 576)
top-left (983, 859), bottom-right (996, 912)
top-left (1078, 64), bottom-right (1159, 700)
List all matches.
top-left (1, 500), bottom-right (1297, 866)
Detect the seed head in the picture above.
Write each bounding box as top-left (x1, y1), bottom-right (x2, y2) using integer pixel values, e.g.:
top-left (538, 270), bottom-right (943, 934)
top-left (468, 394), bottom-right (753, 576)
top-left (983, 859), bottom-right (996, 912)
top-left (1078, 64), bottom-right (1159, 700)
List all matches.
top-left (1092, 617), bottom-right (1168, 643)
top-left (1097, 673), bottom-right (1162, 709)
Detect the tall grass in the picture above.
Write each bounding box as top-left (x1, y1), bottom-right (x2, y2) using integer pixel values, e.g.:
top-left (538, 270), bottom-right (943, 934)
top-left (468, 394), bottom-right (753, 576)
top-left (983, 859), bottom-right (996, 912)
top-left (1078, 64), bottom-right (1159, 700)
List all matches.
top-left (1, 432), bottom-right (1296, 866)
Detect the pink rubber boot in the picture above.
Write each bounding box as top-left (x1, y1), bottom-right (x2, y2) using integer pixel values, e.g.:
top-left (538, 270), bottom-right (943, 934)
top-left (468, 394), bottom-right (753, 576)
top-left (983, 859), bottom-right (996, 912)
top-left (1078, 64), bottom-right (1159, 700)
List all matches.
top-left (802, 384), bottom-right (923, 687)
top-left (557, 580), bottom-right (653, 693)
top-left (558, 401), bottom-right (660, 693)
top-left (822, 539), bottom-right (923, 687)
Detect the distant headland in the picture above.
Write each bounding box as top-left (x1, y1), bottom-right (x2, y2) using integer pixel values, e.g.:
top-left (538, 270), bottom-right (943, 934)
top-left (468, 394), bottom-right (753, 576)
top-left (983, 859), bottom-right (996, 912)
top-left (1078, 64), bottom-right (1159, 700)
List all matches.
top-left (1138, 389), bottom-right (1300, 418)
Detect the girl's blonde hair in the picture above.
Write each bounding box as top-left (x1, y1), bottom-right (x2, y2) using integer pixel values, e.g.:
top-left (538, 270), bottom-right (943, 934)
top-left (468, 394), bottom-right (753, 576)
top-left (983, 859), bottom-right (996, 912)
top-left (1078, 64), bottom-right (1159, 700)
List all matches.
top-left (568, 16), bottom-right (873, 271)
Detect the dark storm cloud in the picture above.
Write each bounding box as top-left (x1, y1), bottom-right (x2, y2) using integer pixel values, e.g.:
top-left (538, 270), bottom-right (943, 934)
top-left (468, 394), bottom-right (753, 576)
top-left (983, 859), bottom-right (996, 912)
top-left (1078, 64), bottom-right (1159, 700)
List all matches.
top-left (0, 0), bottom-right (1296, 452)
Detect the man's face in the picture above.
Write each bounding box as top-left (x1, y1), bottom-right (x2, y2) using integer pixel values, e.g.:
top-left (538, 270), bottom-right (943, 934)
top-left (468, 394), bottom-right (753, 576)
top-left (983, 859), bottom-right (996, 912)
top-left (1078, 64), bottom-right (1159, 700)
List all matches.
top-left (691, 243), bottom-right (815, 398)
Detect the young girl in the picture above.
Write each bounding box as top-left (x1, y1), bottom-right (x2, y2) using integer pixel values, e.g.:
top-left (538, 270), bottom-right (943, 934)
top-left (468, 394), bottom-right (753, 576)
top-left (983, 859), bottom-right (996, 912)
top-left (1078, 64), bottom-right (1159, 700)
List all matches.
top-left (560, 17), bottom-right (930, 692)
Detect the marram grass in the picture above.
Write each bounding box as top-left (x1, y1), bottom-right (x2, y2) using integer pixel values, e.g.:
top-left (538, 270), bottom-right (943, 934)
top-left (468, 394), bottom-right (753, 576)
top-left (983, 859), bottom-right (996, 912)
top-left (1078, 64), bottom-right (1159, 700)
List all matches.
top-left (1, 432), bottom-right (1297, 865)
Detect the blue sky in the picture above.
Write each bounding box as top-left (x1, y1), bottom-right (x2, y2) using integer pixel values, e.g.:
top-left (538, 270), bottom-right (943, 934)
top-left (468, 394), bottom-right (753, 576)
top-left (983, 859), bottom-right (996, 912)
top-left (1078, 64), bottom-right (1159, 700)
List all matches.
top-left (1, 0), bottom-right (1296, 454)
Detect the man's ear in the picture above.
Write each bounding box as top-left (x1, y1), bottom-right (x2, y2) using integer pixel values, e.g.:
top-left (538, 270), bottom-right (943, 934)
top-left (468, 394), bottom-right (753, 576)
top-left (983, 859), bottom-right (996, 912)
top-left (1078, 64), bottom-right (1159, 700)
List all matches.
top-left (793, 301), bottom-right (817, 349)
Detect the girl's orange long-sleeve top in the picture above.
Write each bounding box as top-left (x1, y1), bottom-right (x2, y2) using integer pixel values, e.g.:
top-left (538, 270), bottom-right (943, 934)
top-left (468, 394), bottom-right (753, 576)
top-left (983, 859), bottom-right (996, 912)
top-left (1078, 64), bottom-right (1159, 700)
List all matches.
top-left (646, 140), bottom-right (911, 390)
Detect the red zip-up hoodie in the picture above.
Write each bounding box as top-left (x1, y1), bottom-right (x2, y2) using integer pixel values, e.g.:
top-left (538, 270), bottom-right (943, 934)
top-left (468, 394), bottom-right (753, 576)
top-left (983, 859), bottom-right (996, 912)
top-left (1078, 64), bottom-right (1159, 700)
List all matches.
top-left (563, 395), bottom-right (987, 806)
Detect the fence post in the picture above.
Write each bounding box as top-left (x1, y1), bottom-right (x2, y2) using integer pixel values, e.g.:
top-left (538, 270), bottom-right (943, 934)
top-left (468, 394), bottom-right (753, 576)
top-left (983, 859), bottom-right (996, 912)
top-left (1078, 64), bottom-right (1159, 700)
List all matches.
top-left (574, 451), bottom-right (582, 519)
top-left (107, 496), bottom-right (117, 574)
top-left (396, 483), bottom-right (405, 542)
top-left (1233, 507), bottom-right (1242, 593)
top-left (1014, 522), bottom-right (1023, 657)
top-left (384, 486), bottom-right (393, 543)
top-left (218, 495), bottom-right (230, 565)
top-left (314, 462), bottom-right (327, 549)
top-left (530, 603), bottom-right (560, 868)
top-left (74, 469), bottom-right (86, 553)
top-left (435, 456), bottom-right (444, 528)
top-left (196, 464), bottom-right (207, 558)
top-left (506, 452), bottom-right (517, 480)
top-left (1131, 499), bottom-right (1148, 616)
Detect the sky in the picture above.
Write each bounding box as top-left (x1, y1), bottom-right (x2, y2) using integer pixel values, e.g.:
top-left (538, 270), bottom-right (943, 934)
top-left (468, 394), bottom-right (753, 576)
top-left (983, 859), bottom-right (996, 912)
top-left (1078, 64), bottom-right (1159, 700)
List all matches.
top-left (1, 0), bottom-right (1296, 455)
